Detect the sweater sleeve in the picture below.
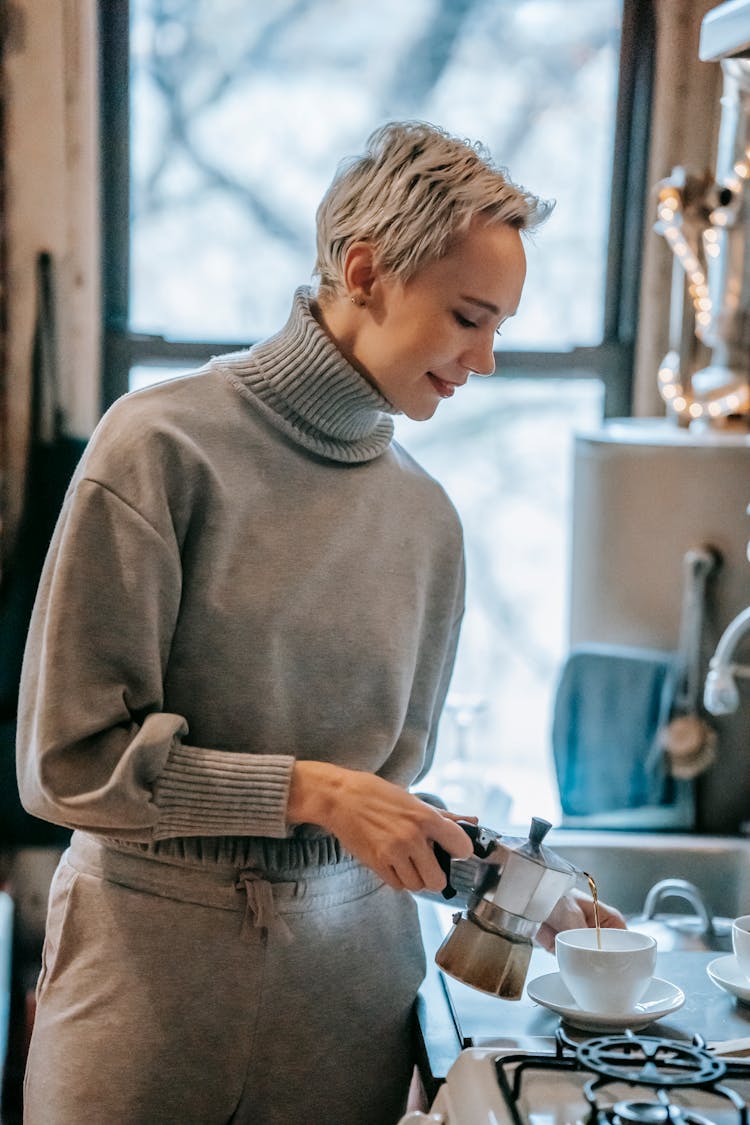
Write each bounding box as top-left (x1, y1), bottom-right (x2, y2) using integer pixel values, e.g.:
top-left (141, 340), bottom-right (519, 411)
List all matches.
top-left (16, 478), bottom-right (293, 842)
top-left (413, 548), bottom-right (465, 785)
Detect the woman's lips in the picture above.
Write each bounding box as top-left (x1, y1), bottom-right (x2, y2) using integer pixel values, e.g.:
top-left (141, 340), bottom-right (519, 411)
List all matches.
top-left (427, 372), bottom-right (456, 398)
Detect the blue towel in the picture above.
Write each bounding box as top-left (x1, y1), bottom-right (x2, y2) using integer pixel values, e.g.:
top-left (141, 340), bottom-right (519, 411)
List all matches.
top-left (552, 644), bottom-right (678, 816)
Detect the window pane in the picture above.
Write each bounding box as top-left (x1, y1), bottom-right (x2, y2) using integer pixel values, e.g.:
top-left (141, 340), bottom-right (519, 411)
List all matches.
top-left (395, 376), bottom-right (604, 828)
top-left (129, 0), bottom-right (621, 348)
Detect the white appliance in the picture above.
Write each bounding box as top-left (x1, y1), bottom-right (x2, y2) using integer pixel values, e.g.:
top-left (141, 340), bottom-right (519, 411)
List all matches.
top-left (568, 420), bottom-right (750, 833)
top-left (399, 1033), bottom-right (750, 1124)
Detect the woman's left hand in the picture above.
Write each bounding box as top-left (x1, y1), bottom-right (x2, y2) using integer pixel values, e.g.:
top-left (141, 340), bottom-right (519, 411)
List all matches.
top-left (535, 888), bottom-right (627, 953)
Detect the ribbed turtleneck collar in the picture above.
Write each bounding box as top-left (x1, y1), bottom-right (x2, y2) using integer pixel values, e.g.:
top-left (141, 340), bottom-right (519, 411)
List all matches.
top-left (214, 287), bottom-right (396, 463)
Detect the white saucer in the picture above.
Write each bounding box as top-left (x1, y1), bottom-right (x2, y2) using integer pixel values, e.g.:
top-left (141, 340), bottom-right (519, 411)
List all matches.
top-left (525, 972), bottom-right (685, 1032)
top-left (707, 955), bottom-right (750, 1003)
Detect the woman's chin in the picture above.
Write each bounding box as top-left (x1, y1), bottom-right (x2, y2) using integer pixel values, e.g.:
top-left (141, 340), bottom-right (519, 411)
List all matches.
top-left (399, 399), bottom-right (441, 422)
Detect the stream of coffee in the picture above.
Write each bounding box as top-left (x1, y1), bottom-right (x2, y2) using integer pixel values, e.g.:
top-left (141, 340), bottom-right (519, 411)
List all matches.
top-left (583, 871), bottom-right (602, 950)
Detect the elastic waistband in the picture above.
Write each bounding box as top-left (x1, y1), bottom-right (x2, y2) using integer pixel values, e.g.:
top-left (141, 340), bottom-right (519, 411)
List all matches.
top-left (101, 829), bottom-right (350, 872)
top-left (67, 831), bottom-right (382, 916)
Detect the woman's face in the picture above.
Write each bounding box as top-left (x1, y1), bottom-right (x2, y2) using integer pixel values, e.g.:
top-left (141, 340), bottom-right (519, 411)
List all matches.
top-left (350, 219), bottom-right (527, 421)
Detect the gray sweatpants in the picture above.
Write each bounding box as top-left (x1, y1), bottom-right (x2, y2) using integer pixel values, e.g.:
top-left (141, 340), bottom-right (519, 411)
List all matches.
top-left (24, 831), bottom-right (425, 1125)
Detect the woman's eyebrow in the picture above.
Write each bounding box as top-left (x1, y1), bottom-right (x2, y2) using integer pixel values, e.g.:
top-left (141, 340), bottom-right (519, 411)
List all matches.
top-left (460, 294), bottom-right (501, 315)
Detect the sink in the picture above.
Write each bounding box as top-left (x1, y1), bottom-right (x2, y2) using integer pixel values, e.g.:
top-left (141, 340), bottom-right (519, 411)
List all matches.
top-left (547, 829), bottom-right (750, 919)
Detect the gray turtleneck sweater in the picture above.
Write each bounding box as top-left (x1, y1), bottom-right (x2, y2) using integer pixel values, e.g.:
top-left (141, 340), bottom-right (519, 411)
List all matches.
top-left (17, 288), bottom-right (465, 848)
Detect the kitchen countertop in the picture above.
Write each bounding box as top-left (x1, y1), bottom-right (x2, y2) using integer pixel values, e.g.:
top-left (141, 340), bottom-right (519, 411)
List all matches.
top-left (414, 900), bottom-right (750, 1103)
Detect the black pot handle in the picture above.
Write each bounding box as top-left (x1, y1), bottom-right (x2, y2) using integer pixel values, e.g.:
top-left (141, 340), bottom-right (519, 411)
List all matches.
top-left (434, 821), bottom-right (486, 900)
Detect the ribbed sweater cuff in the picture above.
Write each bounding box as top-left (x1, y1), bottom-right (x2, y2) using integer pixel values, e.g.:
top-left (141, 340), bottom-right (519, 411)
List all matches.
top-left (152, 746), bottom-right (294, 839)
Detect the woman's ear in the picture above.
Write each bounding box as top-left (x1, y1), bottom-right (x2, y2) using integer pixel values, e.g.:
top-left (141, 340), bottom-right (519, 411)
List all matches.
top-left (342, 242), bottom-right (378, 303)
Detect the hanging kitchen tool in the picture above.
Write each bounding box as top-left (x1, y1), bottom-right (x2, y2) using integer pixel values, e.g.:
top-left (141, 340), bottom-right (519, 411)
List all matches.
top-left (656, 545), bottom-right (720, 780)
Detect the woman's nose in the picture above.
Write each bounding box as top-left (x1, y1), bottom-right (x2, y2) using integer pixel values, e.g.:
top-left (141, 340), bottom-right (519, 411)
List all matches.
top-left (462, 335), bottom-right (496, 378)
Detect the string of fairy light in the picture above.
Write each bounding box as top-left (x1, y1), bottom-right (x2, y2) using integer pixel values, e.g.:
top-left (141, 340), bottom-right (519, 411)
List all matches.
top-left (655, 156), bottom-right (750, 423)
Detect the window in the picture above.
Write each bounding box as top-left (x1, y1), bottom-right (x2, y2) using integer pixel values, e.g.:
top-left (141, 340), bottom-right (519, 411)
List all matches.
top-left (100, 0), bottom-right (653, 827)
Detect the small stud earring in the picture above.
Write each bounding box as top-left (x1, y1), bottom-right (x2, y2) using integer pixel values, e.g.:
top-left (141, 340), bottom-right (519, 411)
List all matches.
top-left (350, 295), bottom-right (366, 308)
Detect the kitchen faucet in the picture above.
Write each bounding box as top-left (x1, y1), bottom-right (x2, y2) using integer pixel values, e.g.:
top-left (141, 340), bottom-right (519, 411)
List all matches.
top-left (704, 505), bottom-right (750, 715)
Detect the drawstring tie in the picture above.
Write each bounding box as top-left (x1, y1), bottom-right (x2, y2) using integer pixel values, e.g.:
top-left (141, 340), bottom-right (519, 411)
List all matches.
top-left (235, 869), bottom-right (293, 945)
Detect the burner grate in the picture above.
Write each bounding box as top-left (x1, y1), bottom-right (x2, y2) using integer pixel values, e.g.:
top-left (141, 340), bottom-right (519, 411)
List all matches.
top-left (578, 1033), bottom-right (727, 1087)
top-left (494, 1029), bottom-right (750, 1125)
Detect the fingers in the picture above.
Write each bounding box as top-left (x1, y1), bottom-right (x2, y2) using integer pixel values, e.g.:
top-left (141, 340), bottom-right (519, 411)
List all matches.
top-left (438, 810), bottom-right (480, 826)
top-left (543, 890), bottom-right (629, 942)
top-left (599, 901), bottom-right (628, 929)
top-left (566, 890), bottom-right (595, 927)
top-left (321, 770), bottom-right (477, 892)
top-left (386, 830), bottom-right (457, 894)
top-left (429, 814), bottom-right (474, 861)
top-left (534, 922), bottom-right (556, 953)
top-left (361, 794), bottom-right (474, 891)
top-left (382, 865), bottom-right (412, 892)
top-left (377, 849), bottom-right (445, 894)
top-left (541, 892), bottom-right (585, 937)
top-left (569, 888), bottom-right (627, 930)
top-left (396, 813), bottom-right (475, 894)
top-left (390, 853), bottom-right (439, 894)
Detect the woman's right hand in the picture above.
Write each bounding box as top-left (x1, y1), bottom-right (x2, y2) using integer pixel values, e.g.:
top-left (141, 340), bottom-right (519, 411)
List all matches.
top-left (287, 760), bottom-right (474, 893)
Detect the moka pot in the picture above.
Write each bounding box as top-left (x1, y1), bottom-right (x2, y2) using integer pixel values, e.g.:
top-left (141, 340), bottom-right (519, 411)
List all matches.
top-left (433, 817), bottom-right (580, 1000)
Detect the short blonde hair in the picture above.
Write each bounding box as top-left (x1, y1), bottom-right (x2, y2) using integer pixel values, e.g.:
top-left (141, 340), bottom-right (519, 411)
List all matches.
top-left (314, 120), bottom-right (553, 299)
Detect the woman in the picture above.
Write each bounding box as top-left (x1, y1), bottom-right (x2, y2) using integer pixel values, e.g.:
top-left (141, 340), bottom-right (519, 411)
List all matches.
top-left (18, 121), bottom-right (622, 1125)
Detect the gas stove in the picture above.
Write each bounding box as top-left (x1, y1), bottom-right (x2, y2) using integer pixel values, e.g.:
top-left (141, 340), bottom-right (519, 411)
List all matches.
top-left (400, 1029), bottom-right (750, 1125)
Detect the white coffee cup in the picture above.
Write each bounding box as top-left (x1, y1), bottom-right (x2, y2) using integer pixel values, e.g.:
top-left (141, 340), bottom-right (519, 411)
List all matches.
top-left (732, 914), bottom-right (750, 978)
top-left (555, 928), bottom-right (657, 1014)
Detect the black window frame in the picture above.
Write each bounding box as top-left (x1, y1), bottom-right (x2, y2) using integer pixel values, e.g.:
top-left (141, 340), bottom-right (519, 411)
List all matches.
top-left (98, 0), bottom-right (654, 417)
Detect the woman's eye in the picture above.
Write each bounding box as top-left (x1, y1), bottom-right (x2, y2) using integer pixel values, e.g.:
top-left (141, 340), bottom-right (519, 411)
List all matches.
top-left (454, 312), bottom-right (476, 328)
top-left (495, 327), bottom-right (503, 338)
